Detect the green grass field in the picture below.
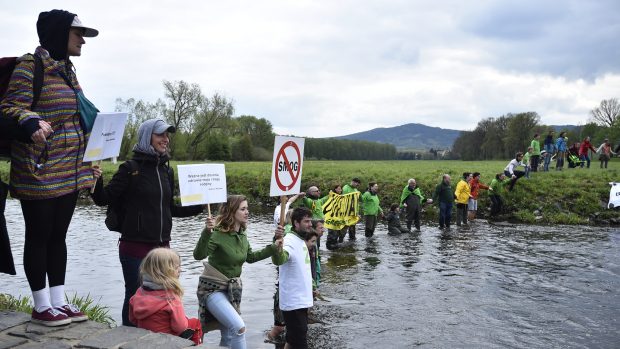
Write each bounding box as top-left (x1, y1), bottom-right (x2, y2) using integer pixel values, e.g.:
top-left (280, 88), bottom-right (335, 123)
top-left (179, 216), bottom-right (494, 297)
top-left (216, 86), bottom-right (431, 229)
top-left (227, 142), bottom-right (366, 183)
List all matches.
top-left (1, 158), bottom-right (618, 224)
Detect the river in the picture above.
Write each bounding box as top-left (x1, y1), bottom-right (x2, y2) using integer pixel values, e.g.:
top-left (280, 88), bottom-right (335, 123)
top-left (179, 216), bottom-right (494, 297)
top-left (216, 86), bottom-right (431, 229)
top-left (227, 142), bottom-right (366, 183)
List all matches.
top-left (1, 200), bottom-right (619, 348)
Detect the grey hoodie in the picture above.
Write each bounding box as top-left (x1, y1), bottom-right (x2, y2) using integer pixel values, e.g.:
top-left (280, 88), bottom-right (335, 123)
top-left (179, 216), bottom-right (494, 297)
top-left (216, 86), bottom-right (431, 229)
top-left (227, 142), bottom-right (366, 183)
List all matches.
top-left (133, 119), bottom-right (174, 156)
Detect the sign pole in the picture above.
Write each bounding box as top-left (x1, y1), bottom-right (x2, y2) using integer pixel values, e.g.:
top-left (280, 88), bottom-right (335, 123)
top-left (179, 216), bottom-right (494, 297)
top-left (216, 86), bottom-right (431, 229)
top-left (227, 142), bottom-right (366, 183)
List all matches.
top-left (207, 203), bottom-right (212, 218)
top-left (279, 195), bottom-right (287, 226)
top-left (90, 160), bottom-right (102, 194)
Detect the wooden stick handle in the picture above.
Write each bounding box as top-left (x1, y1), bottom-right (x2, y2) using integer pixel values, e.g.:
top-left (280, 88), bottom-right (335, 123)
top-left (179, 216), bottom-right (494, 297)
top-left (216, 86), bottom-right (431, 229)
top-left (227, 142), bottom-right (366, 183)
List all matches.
top-left (279, 195), bottom-right (287, 226)
top-left (90, 160), bottom-right (102, 194)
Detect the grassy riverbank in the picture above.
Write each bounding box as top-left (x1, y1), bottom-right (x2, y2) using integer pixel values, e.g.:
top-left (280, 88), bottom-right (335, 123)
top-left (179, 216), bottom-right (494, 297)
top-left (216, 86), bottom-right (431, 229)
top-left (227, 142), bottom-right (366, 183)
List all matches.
top-left (1, 159), bottom-right (619, 224)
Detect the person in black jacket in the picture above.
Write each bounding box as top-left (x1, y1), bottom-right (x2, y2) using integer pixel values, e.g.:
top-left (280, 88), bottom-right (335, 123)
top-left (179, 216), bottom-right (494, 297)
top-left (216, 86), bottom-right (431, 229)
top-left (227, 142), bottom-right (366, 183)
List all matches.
top-left (91, 118), bottom-right (203, 326)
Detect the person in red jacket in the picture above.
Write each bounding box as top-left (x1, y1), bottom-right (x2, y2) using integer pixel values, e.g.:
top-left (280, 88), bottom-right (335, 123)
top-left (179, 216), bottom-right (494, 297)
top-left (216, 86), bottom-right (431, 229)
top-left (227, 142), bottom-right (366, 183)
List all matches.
top-left (467, 172), bottom-right (491, 221)
top-left (129, 248), bottom-right (202, 345)
top-left (578, 136), bottom-right (597, 168)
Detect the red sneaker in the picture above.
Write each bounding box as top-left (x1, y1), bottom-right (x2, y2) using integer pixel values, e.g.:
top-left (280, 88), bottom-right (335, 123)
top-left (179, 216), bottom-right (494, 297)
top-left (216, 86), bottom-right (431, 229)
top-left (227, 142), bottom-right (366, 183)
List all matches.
top-left (56, 304), bottom-right (88, 322)
top-left (31, 307), bottom-right (71, 327)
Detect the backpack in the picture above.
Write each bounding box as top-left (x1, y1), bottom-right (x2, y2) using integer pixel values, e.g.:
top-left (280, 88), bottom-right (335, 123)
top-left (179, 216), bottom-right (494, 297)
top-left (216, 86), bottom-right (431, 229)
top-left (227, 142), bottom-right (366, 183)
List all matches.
top-left (105, 160), bottom-right (175, 232)
top-left (0, 54), bottom-right (44, 157)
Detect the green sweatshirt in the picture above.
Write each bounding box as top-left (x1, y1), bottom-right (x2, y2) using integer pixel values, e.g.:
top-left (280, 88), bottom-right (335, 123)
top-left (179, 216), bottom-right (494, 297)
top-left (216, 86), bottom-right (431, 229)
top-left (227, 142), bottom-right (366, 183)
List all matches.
top-left (361, 191), bottom-right (383, 216)
top-left (271, 230), bottom-right (303, 266)
top-left (400, 185), bottom-right (424, 207)
top-left (193, 227), bottom-right (278, 279)
top-left (301, 196), bottom-right (329, 219)
top-left (342, 184), bottom-right (359, 195)
top-left (433, 182), bottom-right (453, 204)
top-left (531, 139), bottom-right (541, 156)
top-left (489, 178), bottom-right (511, 194)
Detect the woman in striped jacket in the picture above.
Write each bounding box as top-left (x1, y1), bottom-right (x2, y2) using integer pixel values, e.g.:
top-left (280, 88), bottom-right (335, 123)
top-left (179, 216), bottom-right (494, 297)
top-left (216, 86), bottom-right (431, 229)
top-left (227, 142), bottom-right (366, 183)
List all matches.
top-left (0, 10), bottom-right (99, 326)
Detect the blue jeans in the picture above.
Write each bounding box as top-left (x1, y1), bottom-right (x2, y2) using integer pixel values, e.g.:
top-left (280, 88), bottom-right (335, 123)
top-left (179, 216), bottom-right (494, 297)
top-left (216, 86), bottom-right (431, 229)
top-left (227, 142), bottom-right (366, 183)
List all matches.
top-left (207, 291), bottom-right (246, 349)
top-left (543, 154), bottom-right (552, 171)
top-left (119, 253), bottom-right (142, 327)
top-left (439, 202), bottom-right (452, 228)
top-left (579, 154), bottom-right (591, 168)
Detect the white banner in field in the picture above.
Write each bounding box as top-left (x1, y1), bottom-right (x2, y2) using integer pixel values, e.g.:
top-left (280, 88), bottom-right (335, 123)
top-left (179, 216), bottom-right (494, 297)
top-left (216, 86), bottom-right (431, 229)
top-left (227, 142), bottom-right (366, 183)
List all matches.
top-left (83, 113), bottom-right (128, 162)
top-left (608, 182), bottom-right (620, 209)
top-left (270, 136), bottom-right (305, 196)
top-left (177, 164), bottom-right (227, 206)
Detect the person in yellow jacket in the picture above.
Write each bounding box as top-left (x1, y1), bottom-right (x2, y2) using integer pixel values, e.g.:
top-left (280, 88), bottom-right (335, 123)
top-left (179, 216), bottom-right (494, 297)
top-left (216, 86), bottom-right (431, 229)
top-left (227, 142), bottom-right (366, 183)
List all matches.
top-left (454, 172), bottom-right (473, 226)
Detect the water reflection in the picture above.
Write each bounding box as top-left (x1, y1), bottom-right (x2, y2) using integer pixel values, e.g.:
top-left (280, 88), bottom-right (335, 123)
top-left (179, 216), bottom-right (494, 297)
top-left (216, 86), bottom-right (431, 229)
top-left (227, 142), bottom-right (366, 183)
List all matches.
top-left (2, 201), bottom-right (619, 348)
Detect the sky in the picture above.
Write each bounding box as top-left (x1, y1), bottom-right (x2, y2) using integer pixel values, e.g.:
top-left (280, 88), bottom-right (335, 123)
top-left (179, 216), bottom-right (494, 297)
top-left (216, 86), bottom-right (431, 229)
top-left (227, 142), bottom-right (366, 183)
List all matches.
top-left (2, 0), bottom-right (619, 137)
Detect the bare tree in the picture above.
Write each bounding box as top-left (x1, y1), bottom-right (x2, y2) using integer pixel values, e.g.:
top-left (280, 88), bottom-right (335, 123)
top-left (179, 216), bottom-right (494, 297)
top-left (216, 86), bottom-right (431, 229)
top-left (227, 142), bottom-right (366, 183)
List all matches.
top-left (186, 93), bottom-right (234, 160)
top-left (162, 80), bottom-right (203, 132)
top-left (162, 80), bottom-right (204, 157)
top-left (590, 98), bottom-right (620, 128)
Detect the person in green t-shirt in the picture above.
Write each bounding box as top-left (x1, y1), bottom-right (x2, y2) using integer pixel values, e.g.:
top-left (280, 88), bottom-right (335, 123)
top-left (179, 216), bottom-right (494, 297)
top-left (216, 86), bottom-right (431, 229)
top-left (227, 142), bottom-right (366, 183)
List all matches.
top-left (530, 133), bottom-right (541, 172)
top-left (523, 147), bottom-right (533, 179)
top-left (361, 182), bottom-right (384, 238)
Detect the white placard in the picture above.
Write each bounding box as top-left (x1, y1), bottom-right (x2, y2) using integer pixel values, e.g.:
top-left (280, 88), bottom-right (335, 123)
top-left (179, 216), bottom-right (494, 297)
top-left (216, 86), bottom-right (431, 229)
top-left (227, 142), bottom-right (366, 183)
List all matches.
top-left (83, 112), bottom-right (128, 162)
top-left (269, 136), bottom-right (305, 196)
top-left (177, 164), bottom-right (227, 206)
top-left (608, 182), bottom-right (620, 209)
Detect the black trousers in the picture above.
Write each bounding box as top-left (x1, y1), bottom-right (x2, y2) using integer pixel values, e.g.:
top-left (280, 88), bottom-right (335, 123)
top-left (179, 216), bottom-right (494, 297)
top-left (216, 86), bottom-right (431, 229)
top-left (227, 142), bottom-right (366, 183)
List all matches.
top-left (282, 308), bottom-right (308, 349)
top-left (405, 204), bottom-right (421, 230)
top-left (530, 155), bottom-right (540, 172)
top-left (504, 170), bottom-right (525, 191)
top-left (490, 194), bottom-right (503, 216)
top-left (455, 203), bottom-right (468, 225)
top-left (21, 192), bottom-right (78, 291)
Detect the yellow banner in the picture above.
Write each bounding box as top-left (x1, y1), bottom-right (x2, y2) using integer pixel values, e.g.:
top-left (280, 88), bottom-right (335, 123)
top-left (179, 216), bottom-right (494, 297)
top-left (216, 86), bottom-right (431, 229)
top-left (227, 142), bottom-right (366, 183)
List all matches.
top-left (322, 191), bottom-right (360, 230)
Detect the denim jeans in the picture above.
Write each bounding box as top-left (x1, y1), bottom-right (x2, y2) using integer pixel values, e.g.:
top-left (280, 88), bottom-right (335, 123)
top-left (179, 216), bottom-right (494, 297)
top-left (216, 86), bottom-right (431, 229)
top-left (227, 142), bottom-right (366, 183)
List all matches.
top-left (119, 253), bottom-right (142, 327)
top-left (207, 291), bottom-right (246, 349)
top-left (543, 154), bottom-right (552, 171)
top-left (579, 154), bottom-right (591, 168)
top-left (439, 202), bottom-right (452, 228)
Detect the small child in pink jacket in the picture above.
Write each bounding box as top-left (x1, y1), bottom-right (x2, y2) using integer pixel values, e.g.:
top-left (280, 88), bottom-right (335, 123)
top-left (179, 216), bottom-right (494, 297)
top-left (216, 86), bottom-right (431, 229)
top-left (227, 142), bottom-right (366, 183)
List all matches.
top-left (129, 248), bottom-right (202, 345)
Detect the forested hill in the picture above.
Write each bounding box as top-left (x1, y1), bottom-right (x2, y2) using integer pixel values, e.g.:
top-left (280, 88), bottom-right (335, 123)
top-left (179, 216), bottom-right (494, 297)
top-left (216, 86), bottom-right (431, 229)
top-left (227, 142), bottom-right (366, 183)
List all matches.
top-left (334, 123), bottom-right (460, 150)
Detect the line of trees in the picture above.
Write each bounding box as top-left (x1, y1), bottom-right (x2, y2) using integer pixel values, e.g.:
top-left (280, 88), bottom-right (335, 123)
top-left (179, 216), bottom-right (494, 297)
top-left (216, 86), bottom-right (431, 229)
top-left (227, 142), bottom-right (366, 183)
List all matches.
top-left (305, 138), bottom-right (396, 160)
top-left (452, 100), bottom-right (620, 160)
top-left (115, 80), bottom-right (398, 161)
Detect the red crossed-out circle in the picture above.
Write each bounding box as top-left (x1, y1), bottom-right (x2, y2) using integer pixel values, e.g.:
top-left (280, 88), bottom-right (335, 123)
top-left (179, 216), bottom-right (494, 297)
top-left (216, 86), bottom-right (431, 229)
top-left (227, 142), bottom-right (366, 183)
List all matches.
top-left (274, 141), bottom-right (302, 191)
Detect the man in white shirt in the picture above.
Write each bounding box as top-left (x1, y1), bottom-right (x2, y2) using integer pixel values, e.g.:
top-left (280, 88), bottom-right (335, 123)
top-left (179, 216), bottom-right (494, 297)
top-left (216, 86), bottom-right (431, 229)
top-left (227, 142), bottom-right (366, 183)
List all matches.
top-left (272, 207), bottom-right (313, 349)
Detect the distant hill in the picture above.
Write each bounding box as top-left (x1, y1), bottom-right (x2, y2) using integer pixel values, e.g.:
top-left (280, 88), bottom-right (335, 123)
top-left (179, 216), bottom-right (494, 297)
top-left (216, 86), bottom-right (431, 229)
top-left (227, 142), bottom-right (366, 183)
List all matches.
top-left (334, 123), bottom-right (460, 150)
top-left (333, 123), bottom-right (578, 150)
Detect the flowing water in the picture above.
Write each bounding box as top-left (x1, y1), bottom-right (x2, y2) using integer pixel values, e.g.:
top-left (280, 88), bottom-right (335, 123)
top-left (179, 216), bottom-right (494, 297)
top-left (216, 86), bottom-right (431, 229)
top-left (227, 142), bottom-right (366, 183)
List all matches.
top-left (1, 200), bottom-right (619, 348)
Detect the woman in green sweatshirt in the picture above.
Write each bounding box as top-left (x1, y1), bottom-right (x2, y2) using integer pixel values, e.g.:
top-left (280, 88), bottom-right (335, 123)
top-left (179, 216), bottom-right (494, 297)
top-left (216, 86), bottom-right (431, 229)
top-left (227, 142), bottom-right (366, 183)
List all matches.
top-left (193, 194), bottom-right (283, 349)
top-left (361, 182), bottom-right (384, 237)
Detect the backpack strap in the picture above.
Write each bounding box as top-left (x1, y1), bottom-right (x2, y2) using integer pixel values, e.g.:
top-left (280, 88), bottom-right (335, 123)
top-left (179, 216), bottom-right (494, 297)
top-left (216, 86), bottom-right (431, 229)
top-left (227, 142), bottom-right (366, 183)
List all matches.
top-left (165, 162), bottom-right (175, 196)
top-left (31, 54), bottom-right (43, 110)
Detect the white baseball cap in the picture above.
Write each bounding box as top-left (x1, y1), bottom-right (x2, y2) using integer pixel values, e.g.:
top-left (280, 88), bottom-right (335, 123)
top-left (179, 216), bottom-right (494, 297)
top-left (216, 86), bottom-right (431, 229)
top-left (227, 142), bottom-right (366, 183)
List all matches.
top-left (71, 16), bottom-right (99, 37)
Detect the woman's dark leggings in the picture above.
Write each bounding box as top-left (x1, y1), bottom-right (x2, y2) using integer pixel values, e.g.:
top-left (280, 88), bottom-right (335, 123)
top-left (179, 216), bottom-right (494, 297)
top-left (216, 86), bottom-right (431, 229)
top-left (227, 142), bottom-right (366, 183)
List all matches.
top-left (490, 194), bottom-right (503, 216)
top-left (120, 253), bottom-right (143, 326)
top-left (21, 192), bottom-right (78, 292)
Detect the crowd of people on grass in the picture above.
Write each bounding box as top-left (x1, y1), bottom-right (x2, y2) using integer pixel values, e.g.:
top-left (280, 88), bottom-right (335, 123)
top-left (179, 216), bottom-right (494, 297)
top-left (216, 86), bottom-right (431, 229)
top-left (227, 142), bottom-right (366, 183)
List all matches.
top-left (2, 9), bottom-right (619, 349)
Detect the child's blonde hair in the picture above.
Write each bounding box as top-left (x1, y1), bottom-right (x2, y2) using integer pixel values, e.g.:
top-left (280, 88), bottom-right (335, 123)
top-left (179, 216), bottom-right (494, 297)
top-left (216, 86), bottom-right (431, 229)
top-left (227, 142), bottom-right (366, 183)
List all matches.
top-left (140, 248), bottom-right (183, 297)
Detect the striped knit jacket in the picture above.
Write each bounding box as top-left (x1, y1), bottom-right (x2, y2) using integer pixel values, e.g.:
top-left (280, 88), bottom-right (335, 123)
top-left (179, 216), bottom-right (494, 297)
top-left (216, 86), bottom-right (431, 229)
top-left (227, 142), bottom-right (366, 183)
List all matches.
top-left (0, 47), bottom-right (94, 200)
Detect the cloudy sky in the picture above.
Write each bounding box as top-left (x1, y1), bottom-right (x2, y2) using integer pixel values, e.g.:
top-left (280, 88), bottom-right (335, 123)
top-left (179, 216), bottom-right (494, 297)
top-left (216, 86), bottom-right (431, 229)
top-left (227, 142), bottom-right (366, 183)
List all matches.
top-left (3, 0), bottom-right (619, 137)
